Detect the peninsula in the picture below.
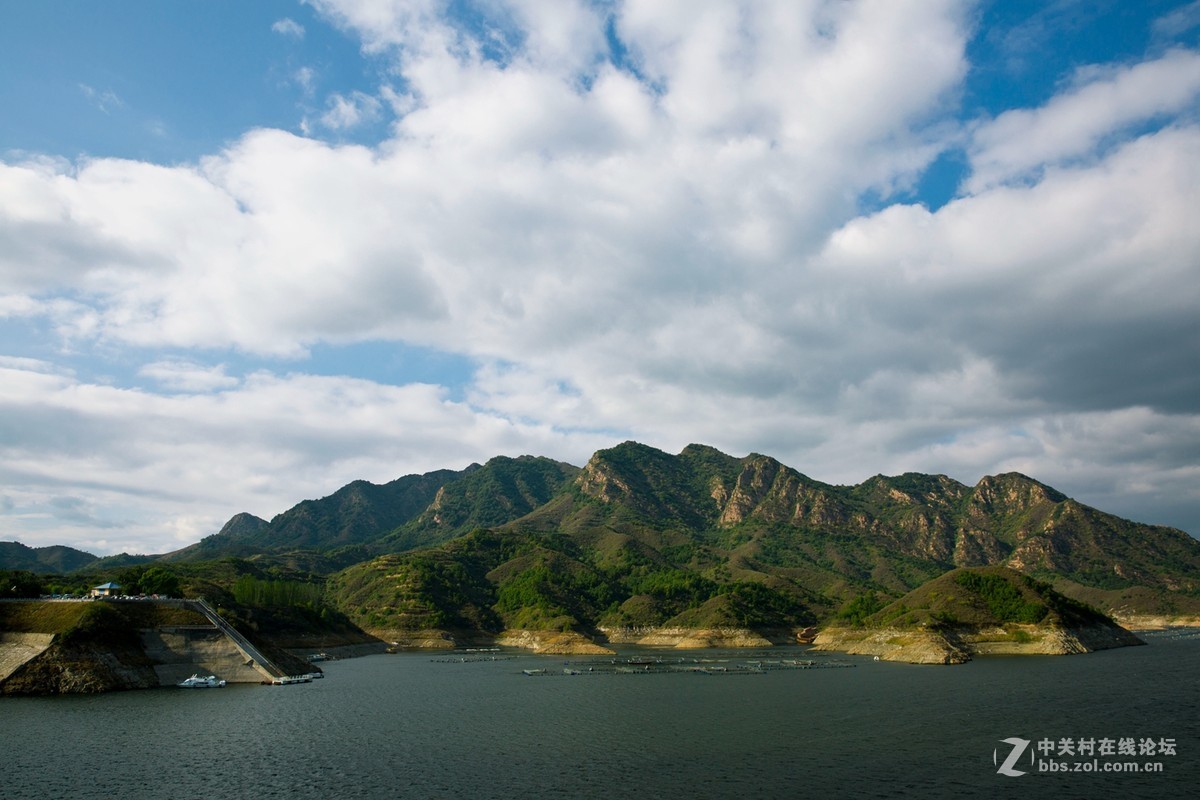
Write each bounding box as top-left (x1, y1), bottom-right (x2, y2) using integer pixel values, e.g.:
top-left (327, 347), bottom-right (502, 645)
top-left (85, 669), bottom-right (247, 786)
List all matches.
top-left (813, 566), bottom-right (1145, 663)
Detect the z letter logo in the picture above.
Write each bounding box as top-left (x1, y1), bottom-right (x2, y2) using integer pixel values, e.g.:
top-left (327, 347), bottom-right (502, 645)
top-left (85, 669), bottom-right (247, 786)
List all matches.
top-left (995, 737), bottom-right (1032, 777)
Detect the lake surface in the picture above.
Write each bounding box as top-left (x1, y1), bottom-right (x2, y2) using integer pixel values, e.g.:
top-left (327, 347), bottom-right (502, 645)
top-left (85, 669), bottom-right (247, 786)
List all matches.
top-left (4, 631), bottom-right (1198, 799)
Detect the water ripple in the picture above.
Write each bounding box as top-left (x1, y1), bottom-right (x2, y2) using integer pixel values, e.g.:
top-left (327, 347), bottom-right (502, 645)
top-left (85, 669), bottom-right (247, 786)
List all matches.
top-left (5, 641), bottom-right (1198, 798)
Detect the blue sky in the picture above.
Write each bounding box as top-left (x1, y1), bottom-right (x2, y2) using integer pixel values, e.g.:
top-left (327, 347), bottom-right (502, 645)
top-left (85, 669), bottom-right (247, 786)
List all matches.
top-left (2, 0), bottom-right (1199, 555)
top-left (0, 1), bottom-right (382, 160)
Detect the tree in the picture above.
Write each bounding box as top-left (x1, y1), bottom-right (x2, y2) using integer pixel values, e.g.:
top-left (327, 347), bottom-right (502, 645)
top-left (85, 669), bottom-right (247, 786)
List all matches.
top-left (139, 567), bottom-right (181, 597)
top-left (838, 591), bottom-right (887, 626)
top-left (1, 570), bottom-right (44, 598)
top-left (116, 566), bottom-right (148, 594)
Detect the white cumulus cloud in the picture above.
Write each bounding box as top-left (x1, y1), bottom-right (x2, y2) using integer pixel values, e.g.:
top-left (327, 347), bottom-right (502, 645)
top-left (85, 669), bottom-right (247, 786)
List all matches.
top-left (272, 17), bottom-right (306, 39)
top-left (967, 49), bottom-right (1200, 192)
top-left (1, 1), bottom-right (1198, 551)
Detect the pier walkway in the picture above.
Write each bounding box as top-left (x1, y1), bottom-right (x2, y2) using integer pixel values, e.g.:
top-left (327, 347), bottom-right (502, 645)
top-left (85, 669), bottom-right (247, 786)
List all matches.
top-left (180, 599), bottom-right (284, 679)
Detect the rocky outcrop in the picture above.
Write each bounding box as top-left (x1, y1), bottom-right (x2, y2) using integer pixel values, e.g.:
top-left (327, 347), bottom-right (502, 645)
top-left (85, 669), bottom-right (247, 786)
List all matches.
top-left (1110, 614), bottom-right (1200, 630)
top-left (966, 622), bottom-right (1143, 655)
top-left (596, 626), bottom-right (659, 644)
top-left (1, 638), bottom-right (161, 694)
top-left (575, 458), bottom-right (638, 506)
top-left (380, 628), bottom-right (460, 650)
top-left (630, 627), bottom-right (774, 649)
top-left (598, 625), bottom-right (808, 648)
top-left (495, 629), bottom-right (615, 655)
top-left (379, 624), bottom-right (806, 652)
top-left (597, 623), bottom-right (777, 652)
top-left (813, 621), bottom-right (1144, 665)
top-left (812, 627), bottom-right (970, 664)
top-left (382, 624), bottom-right (781, 654)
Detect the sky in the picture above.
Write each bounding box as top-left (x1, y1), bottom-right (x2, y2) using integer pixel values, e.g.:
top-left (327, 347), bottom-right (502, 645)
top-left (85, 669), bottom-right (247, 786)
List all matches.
top-left (2, 0), bottom-right (1199, 557)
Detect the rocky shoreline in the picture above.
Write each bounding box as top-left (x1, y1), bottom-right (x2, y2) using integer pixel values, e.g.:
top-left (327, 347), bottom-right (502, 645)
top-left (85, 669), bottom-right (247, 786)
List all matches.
top-left (1, 605), bottom-right (1175, 694)
top-left (343, 623), bottom-right (807, 657)
top-left (600, 626), bottom-right (783, 648)
top-left (812, 621), bottom-right (1146, 665)
top-left (496, 629), bottom-right (615, 655)
top-left (378, 625), bottom-right (809, 654)
top-left (1113, 613), bottom-right (1200, 630)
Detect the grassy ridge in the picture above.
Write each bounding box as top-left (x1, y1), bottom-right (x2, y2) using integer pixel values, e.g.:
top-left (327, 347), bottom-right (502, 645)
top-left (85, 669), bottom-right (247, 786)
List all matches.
top-left (0, 601), bottom-right (92, 634)
top-left (0, 601), bottom-right (206, 639)
top-left (325, 528), bottom-right (817, 635)
top-left (851, 567), bottom-right (1112, 629)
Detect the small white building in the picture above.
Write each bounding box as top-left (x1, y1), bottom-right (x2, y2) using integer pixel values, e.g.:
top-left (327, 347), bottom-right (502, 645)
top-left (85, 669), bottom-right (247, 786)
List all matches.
top-left (91, 582), bottom-right (122, 598)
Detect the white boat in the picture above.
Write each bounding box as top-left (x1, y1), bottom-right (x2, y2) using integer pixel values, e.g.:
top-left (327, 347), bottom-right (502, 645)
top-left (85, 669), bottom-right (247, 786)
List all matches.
top-left (178, 674), bottom-right (226, 688)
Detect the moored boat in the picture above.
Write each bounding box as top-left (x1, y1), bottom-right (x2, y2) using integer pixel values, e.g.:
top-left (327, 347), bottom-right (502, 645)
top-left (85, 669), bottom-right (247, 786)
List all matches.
top-left (178, 674), bottom-right (226, 688)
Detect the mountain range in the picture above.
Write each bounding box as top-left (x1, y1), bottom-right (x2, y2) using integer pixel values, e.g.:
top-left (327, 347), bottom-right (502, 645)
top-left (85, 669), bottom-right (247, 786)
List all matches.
top-left (6, 442), bottom-right (1200, 639)
top-left (0, 541), bottom-right (99, 575)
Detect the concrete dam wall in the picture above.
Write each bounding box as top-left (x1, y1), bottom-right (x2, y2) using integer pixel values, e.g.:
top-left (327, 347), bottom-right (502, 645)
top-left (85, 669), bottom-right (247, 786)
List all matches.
top-left (0, 633), bottom-right (55, 682)
top-left (140, 626), bottom-right (275, 685)
top-left (0, 600), bottom-right (285, 693)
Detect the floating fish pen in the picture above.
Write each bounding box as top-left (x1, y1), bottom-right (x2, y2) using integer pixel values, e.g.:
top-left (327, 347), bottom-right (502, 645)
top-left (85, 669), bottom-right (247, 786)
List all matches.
top-left (516, 657), bottom-right (856, 677)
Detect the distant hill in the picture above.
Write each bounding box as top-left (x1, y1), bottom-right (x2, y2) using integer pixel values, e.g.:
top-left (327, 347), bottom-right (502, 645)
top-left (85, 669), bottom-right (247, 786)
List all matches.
top-left (0, 541), bottom-right (97, 574)
top-left (167, 456), bottom-right (579, 563)
top-left (378, 456), bottom-right (580, 552)
top-left (158, 513), bottom-right (269, 562)
top-left (87, 553), bottom-right (161, 571)
top-left (813, 566), bottom-right (1145, 663)
top-left (161, 468), bottom-right (469, 562)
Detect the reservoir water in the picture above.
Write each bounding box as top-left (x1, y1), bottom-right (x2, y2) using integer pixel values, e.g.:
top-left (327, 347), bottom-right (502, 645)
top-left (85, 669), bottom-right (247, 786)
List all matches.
top-left (4, 631), bottom-right (1198, 799)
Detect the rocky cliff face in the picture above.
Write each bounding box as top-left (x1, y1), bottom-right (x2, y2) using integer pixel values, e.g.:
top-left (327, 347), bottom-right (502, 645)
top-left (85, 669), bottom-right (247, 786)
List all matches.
top-left (571, 444), bottom-right (1200, 593)
top-left (715, 456), bottom-right (851, 530)
top-left (575, 460), bottom-right (635, 506)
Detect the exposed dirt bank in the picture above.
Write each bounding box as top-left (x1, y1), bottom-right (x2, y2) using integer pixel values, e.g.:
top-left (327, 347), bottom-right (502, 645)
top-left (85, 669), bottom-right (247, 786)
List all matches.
top-left (812, 621), bottom-right (1144, 665)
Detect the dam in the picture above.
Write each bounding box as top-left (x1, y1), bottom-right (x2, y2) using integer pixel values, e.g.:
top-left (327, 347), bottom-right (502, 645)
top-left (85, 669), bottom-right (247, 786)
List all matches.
top-left (0, 598), bottom-right (293, 692)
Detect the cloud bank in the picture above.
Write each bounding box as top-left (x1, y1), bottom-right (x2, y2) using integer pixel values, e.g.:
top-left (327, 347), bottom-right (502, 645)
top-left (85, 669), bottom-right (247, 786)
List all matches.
top-left (1, 0), bottom-right (1198, 553)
